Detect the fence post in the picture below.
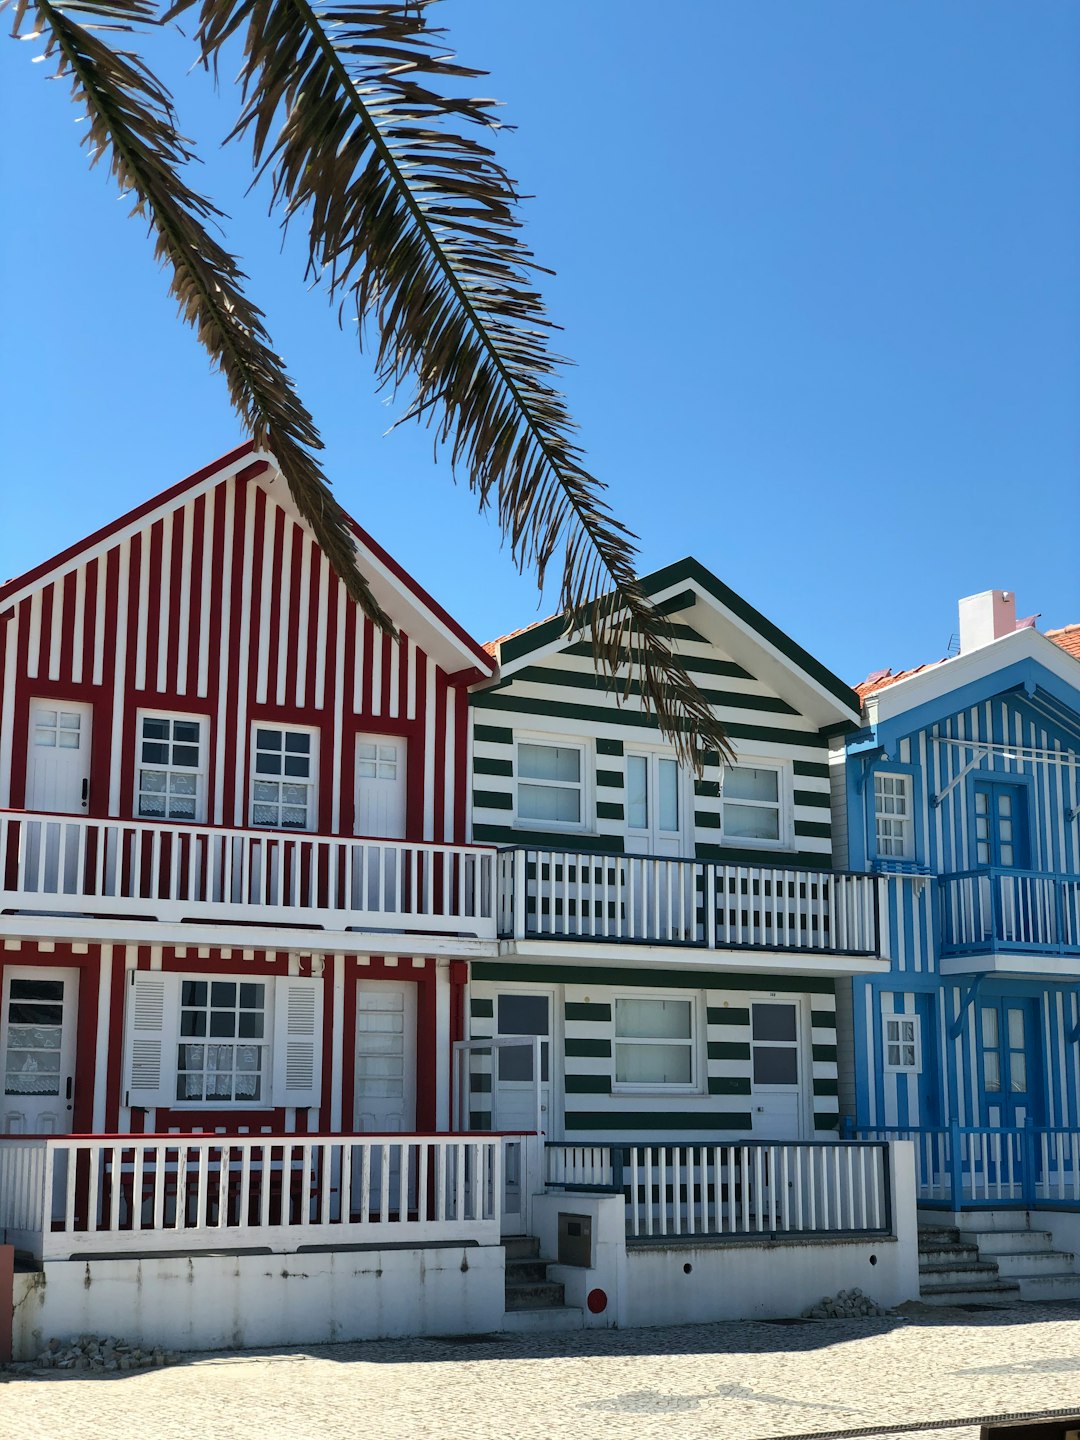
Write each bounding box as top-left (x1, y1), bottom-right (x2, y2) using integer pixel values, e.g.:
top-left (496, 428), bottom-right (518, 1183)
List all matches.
top-left (1022, 1118), bottom-right (1037, 1208)
top-left (705, 864), bottom-right (716, 949)
top-left (513, 849), bottom-right (527, 941)
top-left (948, 1119), bottom-right (963, 1212)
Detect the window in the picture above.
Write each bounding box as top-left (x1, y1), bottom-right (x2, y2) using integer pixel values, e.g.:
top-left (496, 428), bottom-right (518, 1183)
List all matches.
top-left (627, 752), bottom-right (681, 838)
top-left (874, 773), bottom-right (913, 860)
top-left (251, 726), bottom-right (317, 829)
top-left (33, 709), bottom-right (82, 749)
top-left (516, 741), bottom-right (585, 827)
top-left (357, 741), bottom-right (400, 783)
top-left (751, 1003), bottom-right (800, 1085)
top-left (883, 1015), bottom-right (921, 1074)
top-left (723, 765), bottom-right (783, 843)
top-left (614, 995), bottom-right (696, 1088)
top-left (177, 979), bottom-right (268, 1103)
top-left (137, 714), bottom-right (205, 821)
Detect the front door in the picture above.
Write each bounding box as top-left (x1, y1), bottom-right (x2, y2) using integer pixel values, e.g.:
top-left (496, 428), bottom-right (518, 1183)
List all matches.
top-left (354, 980), bottom-right (416, 1133)
top-left (493, 991), bottom-right (552, 1135)
top-left (625, 751), bottom-right (688, 857)
top-left (973, 782), bottom-right (1028, 870)
top-left (355, 736), bottom-right (407, 839)
top-left (0, 967), bottom-right (80, 1133)
top-left (26, 702), bottom-right (93, 815)
top-left (749, 1000), bottom-right (806, 1139)
top-left (979, 997), bottom-right (1043, 1129)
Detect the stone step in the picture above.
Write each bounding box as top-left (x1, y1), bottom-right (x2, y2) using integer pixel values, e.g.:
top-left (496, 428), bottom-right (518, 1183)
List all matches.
top-left (918, 1225), bottom-right (961, 1246)
top-left (503, 1306), bottom-right (585, 1334)
top-left (919, 1244), bottom-right (980, 1266)
top-left (503, 1236), bottom-right (540, 1262)
top-left (1015, 1272), bottom-right (1080, 1303)
top-left (919, 1277), bottom-right (1021, 1306)
top-left (963, 1229), bottom-right (1056, 1255)
top-left (505, 1281), bottom-right (566, 1312)
top-left (505, 1258), bottom-right (550, 1285)
top-left (987, 1248), bottom-right (1077, 1279)
top-left (919, 1261), bottom-right (1002, 1288)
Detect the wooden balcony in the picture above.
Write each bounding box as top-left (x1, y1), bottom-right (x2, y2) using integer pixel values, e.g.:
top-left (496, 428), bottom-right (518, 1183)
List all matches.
top-left (497, 847), bottom-right (883, 959)
top-left (0, 1132), bottom-right (517, 1263)
top-left (940, 868), bottom-right (1080, 963)
top-left (0, 810), bottom-right (496, 942)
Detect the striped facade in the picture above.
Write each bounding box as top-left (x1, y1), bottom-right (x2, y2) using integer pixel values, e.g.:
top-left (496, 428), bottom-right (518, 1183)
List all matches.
top-left (467, 560), bottom-right (871, 1144)
top-left (834, 628), bottom-right (1080, 1136)
top-left (0, 444), bottom-right (494, 1141)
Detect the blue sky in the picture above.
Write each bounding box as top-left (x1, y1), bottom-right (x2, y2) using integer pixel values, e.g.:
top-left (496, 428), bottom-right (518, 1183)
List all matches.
top-left (2, 1), bottom-right (1077, 685)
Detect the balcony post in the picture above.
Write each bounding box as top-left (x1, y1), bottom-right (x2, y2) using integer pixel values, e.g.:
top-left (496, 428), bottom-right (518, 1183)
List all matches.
top-left (948, 1118), bottom-right (963, 1211)
top-left (513, 848), bottom-right (527, 941)
top-left (1022, 1118), bottom-right (1037, 1208)
top-left (705, 864), bottom-right (716, 949)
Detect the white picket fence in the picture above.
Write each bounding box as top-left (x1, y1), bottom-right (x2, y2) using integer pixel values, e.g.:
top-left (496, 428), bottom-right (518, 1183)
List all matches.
top-left (0, 811), bottom-right (496, 937)
top-left (545, 1140), bottom-right (892, 1239)
top-left (857, 1125), bottom-right (1080, 1208)
top-left (0, 1134), bottom-right (504, 1262)
top-left (499, 848), bottom-right (881, 954)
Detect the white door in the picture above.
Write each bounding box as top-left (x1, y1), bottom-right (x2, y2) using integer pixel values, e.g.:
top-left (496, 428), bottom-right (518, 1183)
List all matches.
top-left (355, 736), bottom-right (407, 839)
top-left (625, 751), bottom-right (687, 857)
top-left (749, 1000), bottom-right (806, 1140)
top-left (493, 991), bottom-right (553, 1135)
top-left (0, 967), bottom-right (80, 1134)
top-left (353, 981), bottom-right (416, 1218)
top-left (26, 702), bottom-right (93, 814)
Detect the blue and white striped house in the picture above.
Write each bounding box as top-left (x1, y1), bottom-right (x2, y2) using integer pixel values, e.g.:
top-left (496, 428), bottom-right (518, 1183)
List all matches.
top-left (832, 591), bottom-right (1080, 1209)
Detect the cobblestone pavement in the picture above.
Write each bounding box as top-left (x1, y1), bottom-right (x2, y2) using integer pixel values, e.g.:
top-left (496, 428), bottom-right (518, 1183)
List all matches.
top-left (3, 1302), bottom-right (1080, 1439)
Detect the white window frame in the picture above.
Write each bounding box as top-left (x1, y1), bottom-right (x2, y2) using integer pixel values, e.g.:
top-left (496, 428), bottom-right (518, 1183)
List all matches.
top-left (720, 760), bottom-right (792, 850)
top-left (625, 747), bottom-right (689, 845)
top-left (611, 989), bottom-right (703, 1095)
top-left (874, 772), bottom-right (914, 861)
top-left (175, 976), bottom-right (273, 1107)
top-left (134, 710), bottom-right (208, 824)
top-left (513, 734), bottom-right (590, 833)
top-left (883, 1014), bottom-right (921, 1075)
top-left (250, 723), bottom-right (319, 832)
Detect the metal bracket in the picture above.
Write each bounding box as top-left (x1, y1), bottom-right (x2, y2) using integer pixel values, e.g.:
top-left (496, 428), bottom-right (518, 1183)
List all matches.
top-left (948, 975), bottom-right (987, 1040)
top-left (930, 746), bottom-right (991, 809)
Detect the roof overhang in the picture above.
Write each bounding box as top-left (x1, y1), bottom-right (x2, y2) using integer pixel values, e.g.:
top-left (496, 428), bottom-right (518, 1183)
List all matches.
top-left (940, 952), bottom-right (1080, 980)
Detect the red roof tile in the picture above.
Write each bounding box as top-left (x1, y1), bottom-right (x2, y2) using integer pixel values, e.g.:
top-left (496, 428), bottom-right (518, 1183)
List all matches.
top-left (1047, 624), bottom-right (1080, 661)
top-left (856, 620), bottom-right (1080, 701)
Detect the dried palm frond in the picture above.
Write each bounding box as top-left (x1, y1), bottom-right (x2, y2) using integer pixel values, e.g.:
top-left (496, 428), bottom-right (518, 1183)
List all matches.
top-left (7, 0), bottom-right (394, 628)
top-left (169, 0), bottom-right (732, 766)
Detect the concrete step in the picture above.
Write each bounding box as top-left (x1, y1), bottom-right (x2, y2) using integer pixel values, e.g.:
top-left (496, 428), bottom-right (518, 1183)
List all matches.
top-left (503, 1306), bottom-right (585, 1334)
top-left (919, 1244), bottom-right (980, 1267)
top-left (505, 1281), bottom-right (566, 1312)
top-left (919, 1277), bottom-right (1021, 1307)
top-left (919, 1261), bottom-right (1002, 1288)
top-left (505, 1258), bottom-right (550, 1284)
top-left (503, 1236), bottom-right (540, 1262)
top-left (918, 1225), bottom-right (961, 1246)
top-left (963, 1229), bottom-right (1056, 1255)
top-left (1015, 1272), bottom-right (1080, 1303)
top-left (987, 1248), bottom-right (1076, 1279)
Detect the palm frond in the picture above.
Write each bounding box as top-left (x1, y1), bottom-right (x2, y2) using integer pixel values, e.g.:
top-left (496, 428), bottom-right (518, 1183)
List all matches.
top-left (7, 0), bottom-right (394, 629)
top-left (170, 0), bottom-right (732, 766)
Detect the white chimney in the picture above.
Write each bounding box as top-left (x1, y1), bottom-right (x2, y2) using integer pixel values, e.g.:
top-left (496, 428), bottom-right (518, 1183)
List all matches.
top-left (958, 590), bottom-right (1016, 653)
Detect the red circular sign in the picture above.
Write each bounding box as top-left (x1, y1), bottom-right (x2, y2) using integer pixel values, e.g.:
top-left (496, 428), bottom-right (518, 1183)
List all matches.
top-left (587, 1288), bottom-right (608, 1314)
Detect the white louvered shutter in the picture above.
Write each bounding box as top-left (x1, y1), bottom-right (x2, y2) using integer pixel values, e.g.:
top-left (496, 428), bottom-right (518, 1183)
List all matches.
top-left (273, 977), bottom-right (323, 1109)
top-left (124, 972), bottom-right (179, 1109)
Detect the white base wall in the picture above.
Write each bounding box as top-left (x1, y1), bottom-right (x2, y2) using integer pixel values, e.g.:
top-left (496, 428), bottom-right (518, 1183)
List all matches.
top-left (622, 1234), bottom-right (911, 1327)
top-left (12, 1244), bottom-right (505, 1361)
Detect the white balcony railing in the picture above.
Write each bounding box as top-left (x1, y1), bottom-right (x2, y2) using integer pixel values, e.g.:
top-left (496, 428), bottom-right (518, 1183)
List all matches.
top-left (0, 811), bottom-right (496, 938)
top-left (0, 1133), bottom-right (507, 1262)
top-left (940, 868), bottom-right (1080, 957)
top-left (545, 1140), bottom-right (892, 1239)
top-left (499, 847), bottom-right (881, 954)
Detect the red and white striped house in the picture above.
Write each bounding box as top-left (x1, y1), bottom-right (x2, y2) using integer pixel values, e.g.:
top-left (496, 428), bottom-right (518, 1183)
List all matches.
top-left (0, 441), bottom-right (499, 1145)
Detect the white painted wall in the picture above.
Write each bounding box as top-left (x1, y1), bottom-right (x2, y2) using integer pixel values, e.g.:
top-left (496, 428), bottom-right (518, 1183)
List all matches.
top-left (529, 1191), bottom-right (626, 1328)
top-left (12, 1244), bottom-right (505, 1361)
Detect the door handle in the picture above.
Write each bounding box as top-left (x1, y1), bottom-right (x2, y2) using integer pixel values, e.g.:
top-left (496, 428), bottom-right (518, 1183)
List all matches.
top-left (80, 778), bottom-right (89, 809)
top-left (65, 1076), bottom-right (73, 1107)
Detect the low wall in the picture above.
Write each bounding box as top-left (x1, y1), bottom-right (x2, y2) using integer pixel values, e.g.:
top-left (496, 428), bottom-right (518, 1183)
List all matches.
top-left (529, 1191), bottom-right (625, 1328)
top-left (12, 1243), bottom-right (505, 1361)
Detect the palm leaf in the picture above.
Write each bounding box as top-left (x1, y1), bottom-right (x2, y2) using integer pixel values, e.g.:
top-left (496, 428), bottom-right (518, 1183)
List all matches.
top-left (170, 0), bottom-right (733, 766)
top-left (7, 0), bottom-right (394, 629)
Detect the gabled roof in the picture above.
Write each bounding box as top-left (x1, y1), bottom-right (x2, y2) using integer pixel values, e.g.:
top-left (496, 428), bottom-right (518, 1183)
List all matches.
top-left (856, 620), bottom-right (1079, 700)
top-left (0, 442), bottom-right (495, 681)
top-left (484, 557), bottom-right (861, 730)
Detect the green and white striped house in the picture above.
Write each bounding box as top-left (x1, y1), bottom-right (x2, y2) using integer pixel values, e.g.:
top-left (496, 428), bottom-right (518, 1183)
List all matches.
top-left (464, 559), bottom-right (891, 1145)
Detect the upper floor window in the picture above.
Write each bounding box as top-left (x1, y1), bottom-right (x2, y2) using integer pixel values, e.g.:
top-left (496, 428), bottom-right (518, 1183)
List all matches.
top-left (723, 764), bottom-right (784, 844)
top-left (516, 740), bottom-right (584, 827)
top-left (883, 1015), bottom-right (921, 1074)
top-left (137, 713), bottom-right (206, 822)
top-left (874, 773), bottom-right (913, 860)
top-left (251, 726), bottom-right (317, 830)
